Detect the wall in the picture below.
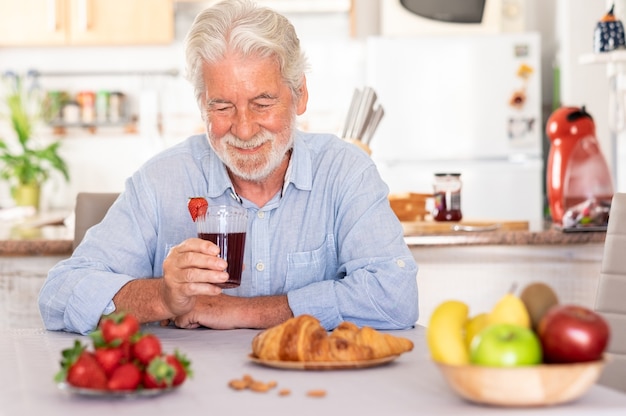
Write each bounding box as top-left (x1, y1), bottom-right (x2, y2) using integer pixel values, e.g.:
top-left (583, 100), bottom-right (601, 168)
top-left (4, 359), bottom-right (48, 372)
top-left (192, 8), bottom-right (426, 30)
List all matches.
top-left (0, 1), bottom-right (620, 213)
top-left (0, 3), bottom-right (365, 210)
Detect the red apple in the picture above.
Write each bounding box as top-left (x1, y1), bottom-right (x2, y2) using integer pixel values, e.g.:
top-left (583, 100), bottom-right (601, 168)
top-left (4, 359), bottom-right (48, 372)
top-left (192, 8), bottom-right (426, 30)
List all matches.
top-left (537, 304), bottom-right (610, 363)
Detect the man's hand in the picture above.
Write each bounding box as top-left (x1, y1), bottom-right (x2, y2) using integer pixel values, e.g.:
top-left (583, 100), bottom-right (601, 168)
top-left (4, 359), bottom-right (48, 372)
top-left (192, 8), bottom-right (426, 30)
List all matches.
top-left (160, 238), bottom-right (230, 317)
top-left (172, 293), bottom-right (293, 330)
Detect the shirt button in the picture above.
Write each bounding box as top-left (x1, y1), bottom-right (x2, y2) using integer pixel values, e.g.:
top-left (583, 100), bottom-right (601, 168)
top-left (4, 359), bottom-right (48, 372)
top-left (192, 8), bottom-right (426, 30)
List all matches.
top-left (396, 259), bottom-right (406, 268)
top-left (257, 211), bottom-right (265, 219)
top-left (256, 262), bottom-right (265, 271)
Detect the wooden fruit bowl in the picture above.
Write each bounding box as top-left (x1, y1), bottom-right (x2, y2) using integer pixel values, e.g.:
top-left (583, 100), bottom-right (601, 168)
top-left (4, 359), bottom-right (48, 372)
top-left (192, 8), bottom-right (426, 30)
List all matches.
top-left (436, 359), bottom-right (606, 407)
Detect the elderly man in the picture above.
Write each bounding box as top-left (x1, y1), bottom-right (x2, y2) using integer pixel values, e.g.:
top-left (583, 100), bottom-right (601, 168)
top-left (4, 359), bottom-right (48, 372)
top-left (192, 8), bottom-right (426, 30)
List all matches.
top-left (38, 0), bottom-right (418, 334)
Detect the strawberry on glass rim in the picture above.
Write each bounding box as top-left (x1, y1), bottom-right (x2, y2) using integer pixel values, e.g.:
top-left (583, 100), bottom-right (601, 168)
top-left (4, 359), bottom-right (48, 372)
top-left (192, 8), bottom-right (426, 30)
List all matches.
top-left (188, 197), bottom-right (208, 222)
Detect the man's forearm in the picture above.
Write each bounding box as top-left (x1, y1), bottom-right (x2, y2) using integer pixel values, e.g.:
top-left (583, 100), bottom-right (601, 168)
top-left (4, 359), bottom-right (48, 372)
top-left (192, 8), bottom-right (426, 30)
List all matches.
top-left (112, 278), bottom-right (173, 324)
top-left (183, 293), bottom-right (294, 330)
top-left (235, 294), bottom-right (294, 328)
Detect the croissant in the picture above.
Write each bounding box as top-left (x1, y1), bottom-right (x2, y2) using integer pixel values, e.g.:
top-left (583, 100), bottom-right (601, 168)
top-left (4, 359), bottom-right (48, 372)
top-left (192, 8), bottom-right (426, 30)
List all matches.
top-left (331, 321), bottom-right (415, 359)
top-left (251, 315), bottom-right (414, 362)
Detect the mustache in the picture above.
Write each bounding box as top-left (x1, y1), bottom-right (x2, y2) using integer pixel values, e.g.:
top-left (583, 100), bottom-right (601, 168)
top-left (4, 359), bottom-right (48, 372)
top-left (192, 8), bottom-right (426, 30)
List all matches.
top-left (222, 130), bottom-right (274, 149)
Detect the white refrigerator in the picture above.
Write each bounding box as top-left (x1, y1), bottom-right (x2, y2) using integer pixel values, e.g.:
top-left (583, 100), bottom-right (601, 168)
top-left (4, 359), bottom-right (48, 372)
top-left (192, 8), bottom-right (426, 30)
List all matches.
top-left (365, 33), bottom-right (545, 231)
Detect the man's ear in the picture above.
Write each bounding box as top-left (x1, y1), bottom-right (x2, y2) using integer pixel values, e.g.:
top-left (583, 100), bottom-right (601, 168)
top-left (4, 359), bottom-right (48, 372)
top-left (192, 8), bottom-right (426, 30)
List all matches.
top-left (295, 76), bottom-right (308, 115)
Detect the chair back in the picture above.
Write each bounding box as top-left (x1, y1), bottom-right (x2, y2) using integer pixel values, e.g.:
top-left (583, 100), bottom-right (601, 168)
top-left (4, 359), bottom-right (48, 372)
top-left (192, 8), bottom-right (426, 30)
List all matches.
top-left (595, 192), bottom-right (626, 392)
top-left (73, 192), bottom-right (119, 250)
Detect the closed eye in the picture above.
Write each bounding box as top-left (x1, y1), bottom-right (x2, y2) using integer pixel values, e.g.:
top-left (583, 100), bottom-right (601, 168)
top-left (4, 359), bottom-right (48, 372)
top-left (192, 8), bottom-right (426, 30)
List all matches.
top-left (252, 95), bottom-right (278, 111)
top-left (253, 102), bottom-right (272, 110)
top-left (208, 101), bottom-right (233, 113)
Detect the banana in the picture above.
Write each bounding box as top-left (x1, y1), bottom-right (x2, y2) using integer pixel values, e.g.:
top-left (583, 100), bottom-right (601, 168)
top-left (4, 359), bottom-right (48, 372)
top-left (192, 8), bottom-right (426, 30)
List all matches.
top-left (426, 300), bottom-right (470, 365)
top-left (464, 312), bottom-right (489, 349)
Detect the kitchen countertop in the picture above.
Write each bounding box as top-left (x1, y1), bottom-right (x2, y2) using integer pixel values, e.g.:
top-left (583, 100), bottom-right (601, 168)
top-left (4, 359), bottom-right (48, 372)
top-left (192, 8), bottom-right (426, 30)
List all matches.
top-left (0, 223), bottom-right (606, 257)
top-left (403, 227), bottom-right (606, 247)
top-left (0, 210), bottom-right (73, 256)
top-left (0, 225), bottom-right (73, 256)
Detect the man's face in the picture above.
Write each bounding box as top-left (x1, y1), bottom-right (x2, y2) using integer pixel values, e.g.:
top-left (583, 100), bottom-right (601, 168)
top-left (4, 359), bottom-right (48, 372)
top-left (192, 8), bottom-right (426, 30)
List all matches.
top-left (201, 52), bottom-right (307, 182)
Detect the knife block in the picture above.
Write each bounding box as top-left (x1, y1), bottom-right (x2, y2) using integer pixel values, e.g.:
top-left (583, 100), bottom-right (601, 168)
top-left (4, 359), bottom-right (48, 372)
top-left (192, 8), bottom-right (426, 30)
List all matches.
top-left (344, 138), bottom-right (372, 156)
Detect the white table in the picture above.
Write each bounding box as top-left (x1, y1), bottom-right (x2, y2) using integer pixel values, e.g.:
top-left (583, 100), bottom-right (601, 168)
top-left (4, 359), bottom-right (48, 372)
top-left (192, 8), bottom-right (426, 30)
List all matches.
top-left (2, 323), bottom-right (626, 416)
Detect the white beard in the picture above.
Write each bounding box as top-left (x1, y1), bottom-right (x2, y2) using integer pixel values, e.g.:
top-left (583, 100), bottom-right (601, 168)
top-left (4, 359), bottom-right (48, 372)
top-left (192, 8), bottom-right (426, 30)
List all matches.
top-left (208, 118), bottom-right (295, 183)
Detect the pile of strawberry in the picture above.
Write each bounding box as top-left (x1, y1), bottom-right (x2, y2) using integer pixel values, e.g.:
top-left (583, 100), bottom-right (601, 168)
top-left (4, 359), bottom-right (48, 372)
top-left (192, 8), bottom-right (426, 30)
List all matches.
top-left (55, 312), bottom-right (192, 392)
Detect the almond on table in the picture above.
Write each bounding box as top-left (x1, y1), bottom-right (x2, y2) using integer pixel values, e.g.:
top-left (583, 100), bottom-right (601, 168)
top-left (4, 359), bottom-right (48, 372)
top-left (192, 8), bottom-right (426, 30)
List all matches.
top-left (306, 389), bottom-right (327, 398)
top-left (228, 379), bottom-right (250, 390)
top-left (228, 374), bottom-right (277, 393)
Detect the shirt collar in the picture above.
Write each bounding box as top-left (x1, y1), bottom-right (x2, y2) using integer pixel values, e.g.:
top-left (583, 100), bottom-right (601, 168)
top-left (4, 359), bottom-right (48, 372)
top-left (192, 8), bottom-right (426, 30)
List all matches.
top-left (286, 132), bottom-right (313, 193)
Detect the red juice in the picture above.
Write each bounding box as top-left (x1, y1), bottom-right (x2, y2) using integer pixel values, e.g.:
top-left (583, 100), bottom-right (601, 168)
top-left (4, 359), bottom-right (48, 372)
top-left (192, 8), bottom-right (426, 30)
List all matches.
top-left (433, 191), bottom-right (463, 221)
top-left (198, 232), bottom-right (246, 288)
top-left (433, 173), bottom-right (463, 222)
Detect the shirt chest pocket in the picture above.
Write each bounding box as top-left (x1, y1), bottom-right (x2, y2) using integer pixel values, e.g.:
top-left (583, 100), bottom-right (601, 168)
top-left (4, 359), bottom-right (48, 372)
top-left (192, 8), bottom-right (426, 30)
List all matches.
top-left (284, 234), bottom-right (337, 291)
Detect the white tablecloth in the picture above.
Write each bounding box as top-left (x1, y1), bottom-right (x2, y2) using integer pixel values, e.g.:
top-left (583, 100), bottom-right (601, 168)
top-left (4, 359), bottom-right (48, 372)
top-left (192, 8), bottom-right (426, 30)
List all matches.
top-left (2, 324), bottom-right (626, 416)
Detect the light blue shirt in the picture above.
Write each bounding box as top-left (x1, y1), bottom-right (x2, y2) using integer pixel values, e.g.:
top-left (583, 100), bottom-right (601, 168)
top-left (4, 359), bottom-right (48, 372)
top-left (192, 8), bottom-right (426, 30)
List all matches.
top-left (38, 131), bottom-right (419, 334)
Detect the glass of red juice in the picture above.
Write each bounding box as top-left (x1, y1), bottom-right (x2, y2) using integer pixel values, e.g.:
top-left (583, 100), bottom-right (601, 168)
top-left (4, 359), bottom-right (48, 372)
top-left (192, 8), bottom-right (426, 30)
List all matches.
top-left (196, 205), bottom-right (247, 289)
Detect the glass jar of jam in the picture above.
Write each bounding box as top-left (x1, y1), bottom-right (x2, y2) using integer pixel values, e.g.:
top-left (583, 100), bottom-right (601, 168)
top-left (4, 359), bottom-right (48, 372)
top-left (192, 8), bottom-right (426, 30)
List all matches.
top-left (432, 173), bottom-right (463, 222)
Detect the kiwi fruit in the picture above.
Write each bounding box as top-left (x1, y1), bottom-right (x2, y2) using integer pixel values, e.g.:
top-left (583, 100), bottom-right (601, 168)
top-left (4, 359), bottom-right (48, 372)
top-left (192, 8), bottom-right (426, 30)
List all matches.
top-left (520, 282), bottom-right (559, 331)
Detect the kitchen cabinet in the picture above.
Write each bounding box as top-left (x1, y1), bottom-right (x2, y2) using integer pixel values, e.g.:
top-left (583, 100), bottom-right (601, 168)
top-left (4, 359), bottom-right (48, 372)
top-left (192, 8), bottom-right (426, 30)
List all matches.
top-left (0, 0), bottom-right (67, 46)
top-left (0, 0), bottom-right (174, 46)
top-left (411, 244), bottom-right (604, 326)
top-left (0, 255), bottom-right (67, 329)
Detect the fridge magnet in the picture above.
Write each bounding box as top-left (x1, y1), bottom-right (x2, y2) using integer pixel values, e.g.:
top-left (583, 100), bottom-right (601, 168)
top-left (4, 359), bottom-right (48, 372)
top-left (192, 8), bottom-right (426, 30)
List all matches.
top-left (509, 90), bottom-right (527, 109)
top-left (508, 64), bottom-right (534, 110)
top-left (507, 116), bottom-right (536, 141)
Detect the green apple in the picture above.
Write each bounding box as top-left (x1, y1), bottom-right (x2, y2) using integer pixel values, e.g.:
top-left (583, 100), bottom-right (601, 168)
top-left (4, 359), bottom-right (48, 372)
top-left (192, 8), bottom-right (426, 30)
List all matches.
top-left (469, 323), bottom-right (542, 367)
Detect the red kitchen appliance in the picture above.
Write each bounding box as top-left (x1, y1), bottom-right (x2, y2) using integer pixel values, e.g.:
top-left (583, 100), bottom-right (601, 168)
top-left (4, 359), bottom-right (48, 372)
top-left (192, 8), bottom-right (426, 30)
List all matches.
top-left (545, 106), bottom-right (614, 224)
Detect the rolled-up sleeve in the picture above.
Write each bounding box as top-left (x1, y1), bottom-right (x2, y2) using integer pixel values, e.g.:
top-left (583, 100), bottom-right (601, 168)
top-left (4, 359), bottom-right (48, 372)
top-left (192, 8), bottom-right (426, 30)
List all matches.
top-left (285, 138), bottom-right (419, 330)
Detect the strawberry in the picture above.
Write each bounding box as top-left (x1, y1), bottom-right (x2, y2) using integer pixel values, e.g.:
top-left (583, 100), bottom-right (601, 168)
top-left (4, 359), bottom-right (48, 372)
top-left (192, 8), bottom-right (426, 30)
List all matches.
top-left (143, 356), bottom-right (176, 389)
top-left (131, 333), bottom-right (162, 366)
top-left (90, 327), bottom-right (131, 362)
top-left (68, 353), bottom-right (109, 390)
top-left (166, 350), bottom-right (193, 386)
top-left (188, 197), bottom-right (208, 222)
top-left (94, 346), bottom-right (125, 377)
top-left (143, 351), bottom-right (192, 388)
top-left (55, 340), bottom-right (108, 390)
top-left (100, 312), bottom-right (140, 345)
top-left (107, 362), bottom-right (142, 391)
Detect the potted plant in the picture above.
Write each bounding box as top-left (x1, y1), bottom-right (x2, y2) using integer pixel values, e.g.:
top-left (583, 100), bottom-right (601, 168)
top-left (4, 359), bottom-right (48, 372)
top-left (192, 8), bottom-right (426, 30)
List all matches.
top-left (0, 71), bottom-right (69, 209)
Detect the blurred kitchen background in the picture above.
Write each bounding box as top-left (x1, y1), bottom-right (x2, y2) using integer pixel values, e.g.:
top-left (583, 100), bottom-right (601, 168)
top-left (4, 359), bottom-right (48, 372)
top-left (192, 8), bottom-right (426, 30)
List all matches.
top-left (0, 0), bottom-right (623, 231)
